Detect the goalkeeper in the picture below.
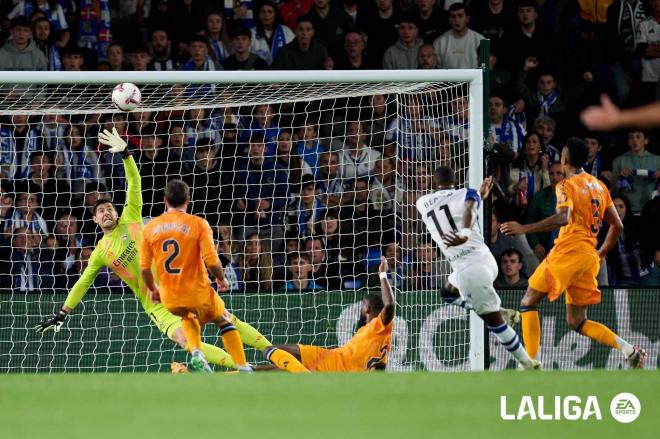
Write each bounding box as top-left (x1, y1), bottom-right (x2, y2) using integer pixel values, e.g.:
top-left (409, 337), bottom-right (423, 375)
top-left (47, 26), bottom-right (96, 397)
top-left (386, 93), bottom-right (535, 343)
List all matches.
top-left (34, 128), bottom-right (271, 371)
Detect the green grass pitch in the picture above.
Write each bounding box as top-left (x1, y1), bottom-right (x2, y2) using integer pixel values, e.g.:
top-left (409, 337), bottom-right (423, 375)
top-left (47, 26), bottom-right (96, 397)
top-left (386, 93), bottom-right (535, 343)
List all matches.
top-left (1, 371), bottom-right (657, 439)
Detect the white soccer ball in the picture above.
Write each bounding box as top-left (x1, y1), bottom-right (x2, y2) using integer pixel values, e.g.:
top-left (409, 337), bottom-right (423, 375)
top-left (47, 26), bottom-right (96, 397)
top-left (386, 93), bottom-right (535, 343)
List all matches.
top-left (111, 82), bottom-right (141, 112)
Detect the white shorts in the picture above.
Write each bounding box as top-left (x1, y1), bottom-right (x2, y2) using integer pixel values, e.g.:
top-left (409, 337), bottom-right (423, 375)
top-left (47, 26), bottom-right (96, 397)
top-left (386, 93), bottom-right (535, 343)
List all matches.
top-left (448, 249), bottom-right (501, 314)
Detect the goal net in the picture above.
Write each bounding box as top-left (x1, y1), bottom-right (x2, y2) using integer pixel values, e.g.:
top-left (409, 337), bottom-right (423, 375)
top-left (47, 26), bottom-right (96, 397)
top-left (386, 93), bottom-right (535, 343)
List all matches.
top-left (0, 71), bottom-right (484, 372)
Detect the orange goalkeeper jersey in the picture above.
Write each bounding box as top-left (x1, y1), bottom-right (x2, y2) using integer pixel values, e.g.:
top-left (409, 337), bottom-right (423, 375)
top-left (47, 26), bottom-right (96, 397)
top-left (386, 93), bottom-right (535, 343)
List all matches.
top-left (340, 312), bottom-right (393, 371)
top-left (140, 210), bottom-right (220, 308)
top-left (552, 172), bottom-right (613, 254)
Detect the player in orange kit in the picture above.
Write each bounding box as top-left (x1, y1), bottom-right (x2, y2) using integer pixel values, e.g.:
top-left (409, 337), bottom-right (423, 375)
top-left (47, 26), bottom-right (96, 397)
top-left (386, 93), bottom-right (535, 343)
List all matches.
top-left (140, 179), bottom-right (253, 372)
top-left (263, 256), bottom-right (395, 372)
top-left (501, 138), bottom-right (647, 368)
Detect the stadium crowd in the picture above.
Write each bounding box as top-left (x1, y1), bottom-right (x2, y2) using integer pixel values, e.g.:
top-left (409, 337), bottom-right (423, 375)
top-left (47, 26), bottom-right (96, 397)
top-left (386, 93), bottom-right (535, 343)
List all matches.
top-left (0, 0), bottom-right (658, 292)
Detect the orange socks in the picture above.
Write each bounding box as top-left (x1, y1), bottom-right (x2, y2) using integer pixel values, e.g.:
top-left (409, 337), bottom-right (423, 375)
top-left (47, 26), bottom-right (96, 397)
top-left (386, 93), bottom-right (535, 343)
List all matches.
top-left (265, 346), bottom-right (310, 373)
top-left (220, 325), bottom-right (248, 367)
top-left (520, 307), bottom-right (540, 359)
top-left (576, 319), bottom-right (620, 350)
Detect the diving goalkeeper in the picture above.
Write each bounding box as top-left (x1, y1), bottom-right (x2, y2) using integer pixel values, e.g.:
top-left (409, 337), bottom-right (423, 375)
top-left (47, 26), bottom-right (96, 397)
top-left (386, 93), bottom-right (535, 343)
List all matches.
top-left (34, 128), bottom-right (270, 371)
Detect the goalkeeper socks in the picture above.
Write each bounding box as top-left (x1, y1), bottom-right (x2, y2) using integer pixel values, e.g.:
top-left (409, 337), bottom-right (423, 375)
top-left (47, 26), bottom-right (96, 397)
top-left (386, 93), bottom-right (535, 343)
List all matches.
top-left (520, 307), bottom-right (540, 359)
top-left (231, 315), bottom-right (272, 352)
top-left (264, 346), bottom-right (310, 373)
top-left (200, 343), bottom-right (235, 369)
top-left (487, 322), bottom-right (534, 368)
top-left (219, 324), bottom-right (248, 367)
top-left (576, 319), bottom-right (633, 355)
top-left (181, 317), bottom-right (202, 352)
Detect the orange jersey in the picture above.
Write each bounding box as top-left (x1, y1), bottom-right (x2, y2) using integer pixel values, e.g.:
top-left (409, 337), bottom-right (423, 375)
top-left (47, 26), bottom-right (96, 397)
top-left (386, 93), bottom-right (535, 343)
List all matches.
top-left (552, 172), bottom-right (613, 254)
top-left (339, 313), bottom-right (393, 371)
top-left (140, 211), bottom-right (220, 308)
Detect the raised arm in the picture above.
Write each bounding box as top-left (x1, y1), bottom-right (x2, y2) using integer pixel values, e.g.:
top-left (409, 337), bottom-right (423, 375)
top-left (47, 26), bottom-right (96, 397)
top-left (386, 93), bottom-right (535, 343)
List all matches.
top-left (501, 180), bottom-right (571, 236)
top-left (581, 95), bottom-right (660, 131)
top-left (378, 257), bottom-right (395, 325)
top-left (597, 204), bottom-right (623, 260)
top-left (34, 252), bottom-right (103, 333)
top-left (98, 128), bottom-right (142, 222)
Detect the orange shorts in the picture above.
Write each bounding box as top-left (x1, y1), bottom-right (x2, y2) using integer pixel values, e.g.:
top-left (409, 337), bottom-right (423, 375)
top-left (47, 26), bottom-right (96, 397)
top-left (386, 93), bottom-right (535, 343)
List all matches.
top-left (528, 249), bottom-right (601, 306)
top-left (298, 345), bottom-right (347, 372)
top-left (165, 289), bottom-right (226, 325)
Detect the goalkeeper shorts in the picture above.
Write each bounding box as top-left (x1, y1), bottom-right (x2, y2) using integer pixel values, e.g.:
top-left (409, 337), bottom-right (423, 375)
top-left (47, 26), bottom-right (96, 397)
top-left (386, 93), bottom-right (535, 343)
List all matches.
top-left (148, 304), bottom-right (182, 338)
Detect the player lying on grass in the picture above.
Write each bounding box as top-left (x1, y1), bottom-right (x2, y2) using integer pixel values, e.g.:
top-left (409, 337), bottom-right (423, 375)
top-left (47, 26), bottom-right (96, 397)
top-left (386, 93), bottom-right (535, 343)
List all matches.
top-left (34, 129), bottom-right (281, 372)
top-left (501, 138), bottom-right (647, 368)
top-left (259, 256), bottom-right (395, 372)
top-left (416, 169), bottom-right (539, 369)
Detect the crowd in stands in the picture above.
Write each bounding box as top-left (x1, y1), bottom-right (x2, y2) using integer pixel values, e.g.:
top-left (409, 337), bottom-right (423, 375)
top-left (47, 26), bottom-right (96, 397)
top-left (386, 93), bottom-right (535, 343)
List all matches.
top-left (0, 0), bottom-right (659, 292)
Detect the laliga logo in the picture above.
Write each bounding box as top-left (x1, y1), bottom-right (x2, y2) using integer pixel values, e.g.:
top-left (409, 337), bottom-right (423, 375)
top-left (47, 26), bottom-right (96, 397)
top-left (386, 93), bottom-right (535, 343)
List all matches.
top-left (501, 393), bottom-right (641, 423)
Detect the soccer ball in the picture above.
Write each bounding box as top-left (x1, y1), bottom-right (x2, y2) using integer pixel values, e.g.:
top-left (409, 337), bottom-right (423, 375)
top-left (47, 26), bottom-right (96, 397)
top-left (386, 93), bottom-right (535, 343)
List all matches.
top-left (111, 83), bottom-right (141, 112)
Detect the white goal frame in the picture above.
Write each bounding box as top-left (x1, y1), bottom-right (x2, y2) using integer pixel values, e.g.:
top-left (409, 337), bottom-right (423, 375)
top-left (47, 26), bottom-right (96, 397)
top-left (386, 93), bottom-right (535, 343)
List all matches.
top-left (0, 69), bottom-right (485, 371)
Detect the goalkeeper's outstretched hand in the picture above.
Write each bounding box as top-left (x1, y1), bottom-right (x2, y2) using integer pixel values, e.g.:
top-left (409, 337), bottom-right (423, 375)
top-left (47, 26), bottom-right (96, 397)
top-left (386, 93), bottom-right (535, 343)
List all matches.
top-left (98, 127), bottom-right (127, 154)
top-left (34, 310), bottom-right (68, 334)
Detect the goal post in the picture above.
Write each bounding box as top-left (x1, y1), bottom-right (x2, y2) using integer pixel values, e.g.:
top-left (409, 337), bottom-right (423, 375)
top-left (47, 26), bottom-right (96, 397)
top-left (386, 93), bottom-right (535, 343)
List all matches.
top-left (0, 70), bottom-right (485, 372)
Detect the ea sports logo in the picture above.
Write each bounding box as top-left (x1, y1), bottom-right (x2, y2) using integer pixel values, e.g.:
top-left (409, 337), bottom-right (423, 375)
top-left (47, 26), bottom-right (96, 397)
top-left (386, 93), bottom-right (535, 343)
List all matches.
top-left (610, 393), bottom-right (641, 423)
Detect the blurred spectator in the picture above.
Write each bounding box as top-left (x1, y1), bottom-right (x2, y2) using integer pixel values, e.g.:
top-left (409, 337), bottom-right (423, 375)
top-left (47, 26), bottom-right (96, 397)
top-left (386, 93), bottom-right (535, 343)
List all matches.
top-left (169, 0), bottom-right (206, 46)
top-left (442, 95), bottom-right (470, 143)
top-left (77, 0), bottom-right (113, 63)
top-left (180, 34), bottom-right (223, 70)
top-left (640, 182), bottom-right (660, 285)
top-left (285, 174), bottom-right (325, 236)
top-left (203, 11), bottom-right (231, 64)
top-left (26, 151), bottom-right (71, 221)
top-left (214, 222), bottom-right (242, 291)
top-left (408, 240), bottom-right (448, 290)
top-left (280, 0), bottom-right (314, 31)
top-left (498, 0), bottom-right (549, 73)
top-left (335, 31), bottom-right (374, 69)
top-left (313, 208), bottom-right (345, 260)
top-left (339, 121), bottom-right (381, 178)
top-left (236, 232), bottom-right (285, 292)
top-left (251, 1), bottom-right (295, 65)
top-left (231, 134), bottom-right (288, 234)
top-left (2, 226), bottom-right (54, 291)
top-left (635, 0), bottom-right (660, 101)
top-left (507, 132), bottom-right (551, 211)
top-left (224, 0), bottom-right (255, 29)
top-left (317, 151), bottom-right (348, 208)
top-left (488, 94), bottom-right (526, 156)
top-left (383, 15), bottom-right (423, 69)
top-left (136, 125), bottom-right (167, 218)
top-left (432, 3), bottom-right (485, 69)
top-left (223, 26), bottom-right (269, 70)
top-left (184, 108), bottom-right (220, 146)
top-left (274, 130), bottom-right (311, 187)
top-left (8, 1), bottom-right (69, 48)
top-left (612, 130), bottom-right (660, 213)
top-left (490, 212), bottom-right (520, 262)
top-left (32, 16), bottom-right (61, 70)
top-left (38, 113), bottom-right (66, 151)
top-left (183, 140), bottom-right (223, 225)
top-left (370, 157), bottom-right (400, 212)
top-left (601, 194), bottom-right (647, 286)
top-left (385, 97), bottom-right (441, 161)
top-left (3, 191), bottom-right (48, 241)
top-left (532, 115), bottom-right (560, 161)
top-left (489, 47), bottom-right (511, 90)
top-left (295, 120), bottom-right (325, 177)
top-left (243, 104), bottom-right (280, 154)
top-left (304, 235), bottom-right (343, 289)
top-left (469, 0), bottom-right (516, 46)
top-left (524, 161), bottom-right (563, 260)
top-left (363, 94), bottom-right (393, 149)
top-left (0, 190), bottom-right (13, 223)
top-left (283, 252), bottom-right (323, 291)
top-left (413, 0), bottom-right (447, 44)
top-left (364, 242), bottom-right (404, 288)
top-left (0, 16), bottom-right (47, 70)
top-left (272, 16), bottom-right (329, 70)
top-left (494, 248), bottom-right (528, 287)
top-left (356, 0), bottom-right (399, 65)
top-left (163, 123), bottom-right (194, 177)
top-left (56, 124), bottom-right (103, 194)
top-left (148, 29), bottom-right (179, 71)
top-left (106, 43), bottom-right (129, 70)
top-left (417, 44), bottom-right (439, 69)
top-left (52, 211), bottom-right (82, 275)
top-left (128, 44), bottom-right (150, 71)
top-left (301, 0), bottom-right (354, 59)
top-left (583, 132), bottom-right (611, 180)
top-left (60, 44), bottom-right (86, 71)
top-left (606, 0), bottom-right (647, 104)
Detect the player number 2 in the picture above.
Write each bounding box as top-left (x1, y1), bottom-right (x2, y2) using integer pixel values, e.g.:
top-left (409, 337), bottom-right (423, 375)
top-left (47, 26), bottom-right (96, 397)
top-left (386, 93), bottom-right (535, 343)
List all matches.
top-left (427, 205), bottom-right (458, 238)
top-left (162, 239), bottom-right (181, 274)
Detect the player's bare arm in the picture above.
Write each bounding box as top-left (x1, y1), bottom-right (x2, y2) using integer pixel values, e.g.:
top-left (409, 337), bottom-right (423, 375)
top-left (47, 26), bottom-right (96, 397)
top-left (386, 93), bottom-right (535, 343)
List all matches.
top-left (596, 205), bottom-right (624, 260)
top-left (500, 206), bottom-right (570, 236)
top-left (378, 257), bottom-right (396, 325)
top-left (208, 262), bottom-right (230, 292)
top-left (141, 268), bottom-right (160, 303)
top-left (581, 94), bottom-right (660, 131)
